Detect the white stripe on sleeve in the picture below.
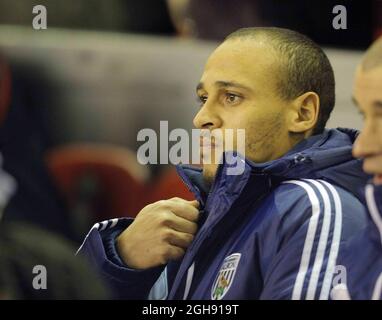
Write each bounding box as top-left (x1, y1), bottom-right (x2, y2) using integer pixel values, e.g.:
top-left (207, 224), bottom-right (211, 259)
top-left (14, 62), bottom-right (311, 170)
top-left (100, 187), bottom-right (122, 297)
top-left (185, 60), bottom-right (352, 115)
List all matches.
top-left (318, 180), bottom-right (343, 300)
top-left (283, 180), bottom-right (321, 300)
top-left (304, 179), bottom-right (332, 300)
top-left (372, 273), bottom-right (382, 300)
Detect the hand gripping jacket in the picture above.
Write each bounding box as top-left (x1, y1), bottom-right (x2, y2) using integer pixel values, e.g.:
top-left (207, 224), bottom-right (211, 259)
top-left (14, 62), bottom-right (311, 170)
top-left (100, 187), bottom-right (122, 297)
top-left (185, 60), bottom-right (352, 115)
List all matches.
top-left (78, 128), bottom-right (369, 300)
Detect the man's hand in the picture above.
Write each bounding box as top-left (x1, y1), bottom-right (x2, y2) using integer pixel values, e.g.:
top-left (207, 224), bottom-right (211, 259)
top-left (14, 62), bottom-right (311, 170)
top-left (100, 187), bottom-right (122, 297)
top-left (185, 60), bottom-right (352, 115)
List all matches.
top-left (116, 197), bottom-right (199, 269)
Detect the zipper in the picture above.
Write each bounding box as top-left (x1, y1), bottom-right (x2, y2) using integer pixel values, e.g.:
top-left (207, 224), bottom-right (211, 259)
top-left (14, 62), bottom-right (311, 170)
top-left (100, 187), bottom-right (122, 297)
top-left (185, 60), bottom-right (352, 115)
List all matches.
top-left (176, 166), bottom-right (205, 207)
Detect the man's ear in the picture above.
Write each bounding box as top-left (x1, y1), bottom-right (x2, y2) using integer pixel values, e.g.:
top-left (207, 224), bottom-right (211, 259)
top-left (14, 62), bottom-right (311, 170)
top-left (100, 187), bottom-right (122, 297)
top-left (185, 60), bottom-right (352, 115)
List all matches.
top-left (287, 91), bottom-right (320, 135)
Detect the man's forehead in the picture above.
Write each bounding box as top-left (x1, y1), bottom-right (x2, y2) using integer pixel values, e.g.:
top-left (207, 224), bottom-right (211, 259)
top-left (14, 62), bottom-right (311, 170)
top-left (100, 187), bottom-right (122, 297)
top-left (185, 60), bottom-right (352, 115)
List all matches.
top-left (354, 66), bottom-right (382, 93)
top-left (202, 39), bottom-right (278, 85)
top-left (353, 67), bottom-right (382, 109)
top-left (207, 38), bottom-right (274, 64)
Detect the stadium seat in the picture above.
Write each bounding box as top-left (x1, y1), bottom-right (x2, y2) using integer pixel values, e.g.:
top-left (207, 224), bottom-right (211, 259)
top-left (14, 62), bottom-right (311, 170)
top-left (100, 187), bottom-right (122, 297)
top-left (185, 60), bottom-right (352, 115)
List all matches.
top-left (147, 167), bottom-right (195, 204)
top-left (46, 144), bottom-right (150, 230)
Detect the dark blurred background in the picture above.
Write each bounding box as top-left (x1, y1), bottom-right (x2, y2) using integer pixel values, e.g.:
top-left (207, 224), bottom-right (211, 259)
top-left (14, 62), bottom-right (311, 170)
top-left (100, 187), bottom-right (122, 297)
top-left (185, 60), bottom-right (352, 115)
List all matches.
top-left (0, 0), bottom-right (379, 46)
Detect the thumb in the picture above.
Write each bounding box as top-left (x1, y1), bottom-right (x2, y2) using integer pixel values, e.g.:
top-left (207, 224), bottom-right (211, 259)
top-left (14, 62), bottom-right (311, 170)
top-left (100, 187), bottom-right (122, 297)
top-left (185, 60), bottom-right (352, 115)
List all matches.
top-left (189, 200), bottom-right (200, 209)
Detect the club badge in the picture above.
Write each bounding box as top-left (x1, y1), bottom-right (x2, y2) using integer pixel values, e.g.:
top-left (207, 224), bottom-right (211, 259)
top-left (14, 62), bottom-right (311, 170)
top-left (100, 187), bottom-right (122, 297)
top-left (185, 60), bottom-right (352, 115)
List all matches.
top-left (211, 253), bottom-right (241, 300)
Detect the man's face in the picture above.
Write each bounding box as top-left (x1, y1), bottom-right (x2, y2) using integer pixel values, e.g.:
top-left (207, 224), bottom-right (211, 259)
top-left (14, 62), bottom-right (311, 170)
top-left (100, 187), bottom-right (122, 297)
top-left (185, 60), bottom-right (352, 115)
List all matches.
top-left (193, 39), bottom-right (295, 183)
top-left (353, 66), bottom-right (382, 185)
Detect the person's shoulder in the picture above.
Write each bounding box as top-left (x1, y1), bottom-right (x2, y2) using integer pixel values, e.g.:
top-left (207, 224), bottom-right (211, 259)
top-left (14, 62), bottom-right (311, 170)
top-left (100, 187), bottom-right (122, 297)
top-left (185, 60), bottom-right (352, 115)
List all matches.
top-left (267, 178), bottom-right (330, 217)
top-left (273, 178), bottom-right (365, 210)
top-left (337, 225), bottom-right (382, 299)
top-left (265, 179), bottom-right (367, 227)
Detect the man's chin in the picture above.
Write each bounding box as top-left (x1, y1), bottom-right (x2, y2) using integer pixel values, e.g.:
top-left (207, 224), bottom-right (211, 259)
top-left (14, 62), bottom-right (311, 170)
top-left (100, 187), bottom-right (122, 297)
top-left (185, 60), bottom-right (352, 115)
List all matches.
top-left (202, 165), bottom-right (217, 188)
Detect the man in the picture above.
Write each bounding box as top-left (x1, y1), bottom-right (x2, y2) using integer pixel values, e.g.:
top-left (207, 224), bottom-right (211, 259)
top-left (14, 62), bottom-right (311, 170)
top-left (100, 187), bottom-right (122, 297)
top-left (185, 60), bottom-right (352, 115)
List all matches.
top-left (332, 37), bottom-right (382, 300)
top-left (78, 27), bottom-right (368, 300)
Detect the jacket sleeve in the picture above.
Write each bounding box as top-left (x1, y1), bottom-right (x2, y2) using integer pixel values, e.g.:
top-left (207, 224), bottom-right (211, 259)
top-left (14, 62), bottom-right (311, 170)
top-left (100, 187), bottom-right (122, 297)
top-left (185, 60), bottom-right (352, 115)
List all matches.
top-left (76, 218), bottom-right (165, 299)
top-left (332, 183), bottom-right (382, 300)
top-left (259, 179), bottom-right (367, 300)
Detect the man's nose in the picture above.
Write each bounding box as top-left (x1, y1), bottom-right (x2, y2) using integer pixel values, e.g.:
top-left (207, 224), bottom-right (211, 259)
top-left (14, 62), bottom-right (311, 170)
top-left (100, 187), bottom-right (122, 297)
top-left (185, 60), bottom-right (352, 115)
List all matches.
top-left (193, 103), bottom-right (222, 130)
top-left (353, 124), bottom-right (378, 158)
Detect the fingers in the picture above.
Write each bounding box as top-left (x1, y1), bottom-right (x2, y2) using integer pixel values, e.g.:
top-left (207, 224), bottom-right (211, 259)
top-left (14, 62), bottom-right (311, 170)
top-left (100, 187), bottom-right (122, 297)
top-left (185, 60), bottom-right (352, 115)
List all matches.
top-left (117, 197), bottom-right (200, 269)
top-left (166, 214), bottom-right (198, 234)
top-left (163, 229), bottom-right (194, 250)
top-left (189, 200), bottom-right (199, 208)
top-left (164, 245), bottom-right (185, 262)
top-left (170, 197), bottom-right (199, 209)
top-left (168, 198), bottom-right (200, 222)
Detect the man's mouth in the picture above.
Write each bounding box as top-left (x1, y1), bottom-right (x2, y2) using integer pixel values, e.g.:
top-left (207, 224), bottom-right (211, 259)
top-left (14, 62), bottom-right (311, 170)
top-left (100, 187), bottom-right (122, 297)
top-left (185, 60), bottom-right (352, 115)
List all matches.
top-left (199, 141), bottom-right (216, 148)
top-left (374, 174), bottom-right (382, 185)
top-left (363, 156), bottom-right (382, 185)
top-left (199, 137), bottom-right (219, 149)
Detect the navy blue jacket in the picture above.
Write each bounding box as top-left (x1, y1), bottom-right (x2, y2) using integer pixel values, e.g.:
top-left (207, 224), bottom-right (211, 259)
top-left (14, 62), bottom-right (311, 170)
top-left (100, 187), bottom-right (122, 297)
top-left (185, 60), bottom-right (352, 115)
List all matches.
top-left (78, 128), bottom-right (369, 300)
top-left (332, 183), bottom-right (382, 300)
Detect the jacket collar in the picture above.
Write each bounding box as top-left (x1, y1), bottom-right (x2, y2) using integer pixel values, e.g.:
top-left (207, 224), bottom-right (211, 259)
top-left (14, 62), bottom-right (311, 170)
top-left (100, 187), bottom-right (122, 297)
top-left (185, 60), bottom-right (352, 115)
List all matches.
top-left (176, 128), bottom-right (370, 207)
top-left (176, 131), bottom-right (326, 208)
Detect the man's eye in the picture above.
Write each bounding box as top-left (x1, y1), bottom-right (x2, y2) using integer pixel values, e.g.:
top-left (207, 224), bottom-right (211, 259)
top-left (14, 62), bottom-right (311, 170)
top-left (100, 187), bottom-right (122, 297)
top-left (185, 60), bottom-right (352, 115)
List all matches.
top-left (225, 93), bottom-right (242, 105)
top-left (197, 95), bottom-right (208, 105)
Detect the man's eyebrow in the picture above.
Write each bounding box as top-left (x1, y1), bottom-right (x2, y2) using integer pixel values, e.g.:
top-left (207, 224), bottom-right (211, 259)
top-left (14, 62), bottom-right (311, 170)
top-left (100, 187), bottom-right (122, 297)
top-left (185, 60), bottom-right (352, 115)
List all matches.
top-left (215, 81), bottom-right (253, 92)
top-left (196, 81), bottom-right (253, 92)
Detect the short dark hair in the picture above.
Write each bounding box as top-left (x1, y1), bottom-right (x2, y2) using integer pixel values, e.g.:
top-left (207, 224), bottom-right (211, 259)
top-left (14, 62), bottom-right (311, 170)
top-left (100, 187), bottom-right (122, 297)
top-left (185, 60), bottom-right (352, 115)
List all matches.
top-left (226, 27), bottom-right (335, 135)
